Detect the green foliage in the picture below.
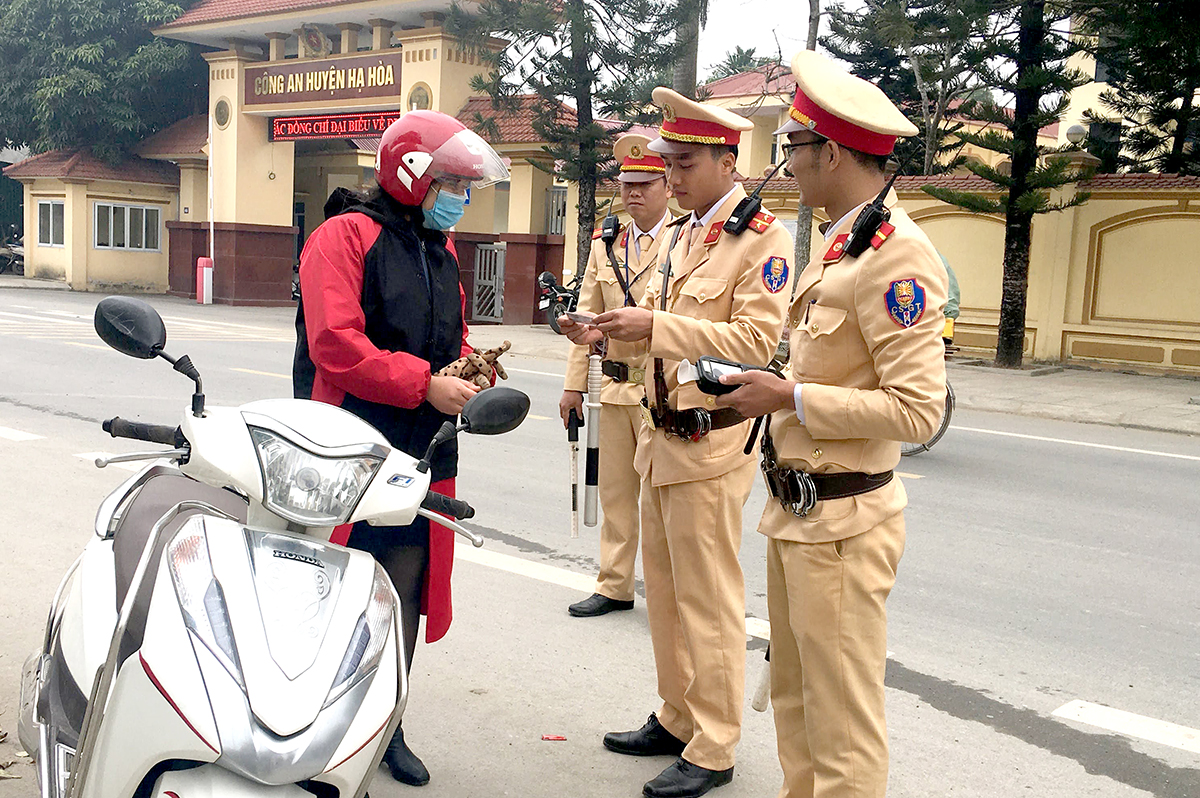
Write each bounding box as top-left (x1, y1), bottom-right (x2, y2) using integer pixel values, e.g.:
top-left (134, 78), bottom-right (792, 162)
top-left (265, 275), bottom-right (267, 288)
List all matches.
top-left (0, 0), bottom-right (207, 161)
top-left (707, 46), bottom-right (774, 82)
top-left (1075, 0), bottom-right (1200, 174)
top-left (823, 0), bottom-right (991, 175)
top-left (448, 0), bottom-right (684, 268)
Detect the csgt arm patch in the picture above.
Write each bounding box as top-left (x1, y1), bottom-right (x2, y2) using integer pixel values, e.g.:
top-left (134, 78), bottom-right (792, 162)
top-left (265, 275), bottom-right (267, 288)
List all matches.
top-left (885, 278), bottom-right (927, 328)
top-left (762, 256), bottom-right (789, 293)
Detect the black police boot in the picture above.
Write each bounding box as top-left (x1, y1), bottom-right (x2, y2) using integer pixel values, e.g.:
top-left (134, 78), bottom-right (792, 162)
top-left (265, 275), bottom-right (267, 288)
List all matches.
top-left (643, 758), bottom-right (733, 798)
top-left (603, 713), bottom-right (687, 757)
top-left (383, 725), bottom-right (430, 786)
top-left (569, 593), bottom-right (635, 617)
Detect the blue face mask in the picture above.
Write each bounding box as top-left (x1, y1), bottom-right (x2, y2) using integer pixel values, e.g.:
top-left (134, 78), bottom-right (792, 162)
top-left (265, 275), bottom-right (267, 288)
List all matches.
top-left (423, 190), bottom-right (467, 231)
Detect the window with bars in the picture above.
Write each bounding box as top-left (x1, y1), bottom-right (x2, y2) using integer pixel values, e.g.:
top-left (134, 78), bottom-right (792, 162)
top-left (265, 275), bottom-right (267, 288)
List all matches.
top-left (95, 203), bottom-right (161, 251)
top-left (38, 200), bottom-right (64, 247)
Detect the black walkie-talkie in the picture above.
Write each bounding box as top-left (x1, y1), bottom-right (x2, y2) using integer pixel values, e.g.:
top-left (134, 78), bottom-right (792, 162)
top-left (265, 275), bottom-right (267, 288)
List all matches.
top-left (842, 154), bottom-right (912, 259)
top-left (724, 160), bottom-right (788, 236)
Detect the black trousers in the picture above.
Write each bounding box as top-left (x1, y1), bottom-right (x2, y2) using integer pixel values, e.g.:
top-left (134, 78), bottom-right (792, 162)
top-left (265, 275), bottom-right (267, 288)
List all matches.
top-left (347, 516), bottom-right (430, 674)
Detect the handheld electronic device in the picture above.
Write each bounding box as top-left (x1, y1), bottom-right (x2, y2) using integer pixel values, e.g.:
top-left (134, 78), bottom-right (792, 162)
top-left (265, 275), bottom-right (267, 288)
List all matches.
top-left (679, 356), bottom-right (766, 395)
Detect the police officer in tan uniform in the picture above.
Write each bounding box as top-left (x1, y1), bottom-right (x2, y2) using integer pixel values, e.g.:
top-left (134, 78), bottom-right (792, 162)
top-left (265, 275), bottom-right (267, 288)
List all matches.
top-left (562, 88), bottom-right (793, 798)
top-left (560, 133), bottom-right (673, 617)
top-left (716, 51), bottom-right (948, 798)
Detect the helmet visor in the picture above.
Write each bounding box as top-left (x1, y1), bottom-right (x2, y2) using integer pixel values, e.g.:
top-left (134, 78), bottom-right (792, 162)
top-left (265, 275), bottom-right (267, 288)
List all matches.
top-left (428, 128), bottom-right (510, 192)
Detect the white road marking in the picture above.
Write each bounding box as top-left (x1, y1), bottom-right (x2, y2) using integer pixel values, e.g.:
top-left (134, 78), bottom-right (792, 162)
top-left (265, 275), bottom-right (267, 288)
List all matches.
top-left (73, 453), bottom-right (147, 473)
top-left (230, 367), bottom-right (290, 379)
top-left (953, 425), bottom-right (1200, 462)
top-left (0, 426), bottom-right (44, 442)
top-left (1053, 700), bottom-right (1200, 754)
top-left (526, 414), bottom-right (552, 421)
top-left (896, 472), bottom-right (924, 480)
top-left (65, 342), bottom-right (111, 351)
top-left (506, 367), bottom-right (567, 379)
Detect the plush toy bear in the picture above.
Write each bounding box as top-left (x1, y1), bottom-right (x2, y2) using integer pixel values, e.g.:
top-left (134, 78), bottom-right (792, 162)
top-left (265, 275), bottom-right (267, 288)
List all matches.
top-left (435, 341), bottom-right (511, 389)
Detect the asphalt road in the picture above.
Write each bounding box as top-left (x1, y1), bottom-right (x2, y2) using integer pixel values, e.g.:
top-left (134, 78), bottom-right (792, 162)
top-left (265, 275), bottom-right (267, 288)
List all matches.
top-left (0, 289), bottom-right (1197, 798)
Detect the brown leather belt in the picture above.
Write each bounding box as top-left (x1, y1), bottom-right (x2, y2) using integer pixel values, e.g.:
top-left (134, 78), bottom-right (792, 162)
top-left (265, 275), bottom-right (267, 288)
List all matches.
top-left (601, 360), bottom-right (645, 385)
top-left (640, 398), bottom-right (745, 442)
top-left (762, 466), bottom-right (893, 517)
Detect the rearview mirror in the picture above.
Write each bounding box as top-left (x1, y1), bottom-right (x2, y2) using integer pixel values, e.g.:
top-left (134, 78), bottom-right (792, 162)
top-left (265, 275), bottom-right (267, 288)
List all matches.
top-left (94, 296), bottom-right (167, 359)
top-left (460, 387), bottom-right (530, 435)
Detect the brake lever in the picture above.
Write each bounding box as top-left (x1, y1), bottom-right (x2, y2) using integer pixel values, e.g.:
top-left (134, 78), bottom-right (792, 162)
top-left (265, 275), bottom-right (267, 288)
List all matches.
top-left (95, 449), bottom-right (189, 468)
top-left (416, 507), bottom-right (484, 547)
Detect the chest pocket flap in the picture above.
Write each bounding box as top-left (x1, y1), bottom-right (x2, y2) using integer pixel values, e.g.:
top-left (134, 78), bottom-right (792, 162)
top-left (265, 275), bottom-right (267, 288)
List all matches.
top-left (803, 303), bottom-right (848, 338)
top-left (678, 276), bottom-right (728, 304)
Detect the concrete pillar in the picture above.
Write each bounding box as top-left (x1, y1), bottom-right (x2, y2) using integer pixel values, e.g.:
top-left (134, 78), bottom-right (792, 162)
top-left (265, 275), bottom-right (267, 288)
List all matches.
top-left (338, 23), bottom-right (361, 54)
top-left (62, 179), bottom-right (90, 291)
top-left (1034, 151), bottom-right (1100, 360)
top-left (507, 158), bottom-right (553, 235)
top-left (177, 160), bottom-right (209, 223)
top-left (563, 181), bottom-right (582, 279)
top-left (204, 50), bottom-right (295, 227)
top-left (422, 11), bottom-right (446, 28)
top-left (369, 18), bottom-right (395, 50)
top-left (267, 32), bottom-right (288, 61)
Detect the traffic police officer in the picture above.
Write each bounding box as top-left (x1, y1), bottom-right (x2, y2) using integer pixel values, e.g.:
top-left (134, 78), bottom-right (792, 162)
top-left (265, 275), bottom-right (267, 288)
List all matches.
top-left (560, 133), bottom-right (674, 617)
top-left (716, 51), bottom-right (948, 798)
top-left (562, 88), bottom-right (793, 798)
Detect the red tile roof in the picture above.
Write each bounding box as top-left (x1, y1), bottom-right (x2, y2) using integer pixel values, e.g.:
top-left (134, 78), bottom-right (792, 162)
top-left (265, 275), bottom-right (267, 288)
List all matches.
top-left (701, 67), bottom-right (795, 99)
top-left (2, 149), bottom-right (180, 186)
top-left (158, 0), bottom-right (364, 29)
top-left (136, 115), bottom-right (209, 158)
top-left (456, 94), bottom-right (655, 145)
top-left (1081, 173), bottom-right (1200, 190)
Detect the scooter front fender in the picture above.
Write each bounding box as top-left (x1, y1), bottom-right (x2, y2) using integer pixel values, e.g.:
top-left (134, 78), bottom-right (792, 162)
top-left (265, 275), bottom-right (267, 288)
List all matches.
top-left (153, 764), bottom-right (312, 798)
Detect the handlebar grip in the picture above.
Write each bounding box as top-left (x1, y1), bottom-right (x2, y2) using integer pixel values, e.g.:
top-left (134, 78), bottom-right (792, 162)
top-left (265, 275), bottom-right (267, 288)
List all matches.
top-left (420, 491), bottom-right (476, 521)
top-left (103, 417), bottom-right (183, 447)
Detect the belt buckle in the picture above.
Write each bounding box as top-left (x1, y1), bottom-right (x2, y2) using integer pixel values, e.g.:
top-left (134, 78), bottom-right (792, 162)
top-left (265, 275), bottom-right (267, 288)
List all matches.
top-left (639, 398), bottom-right (656, 431)
top-left (629, 366), bottom-right (645, 385)
top-left (784, 469), bottom-right (818, 518)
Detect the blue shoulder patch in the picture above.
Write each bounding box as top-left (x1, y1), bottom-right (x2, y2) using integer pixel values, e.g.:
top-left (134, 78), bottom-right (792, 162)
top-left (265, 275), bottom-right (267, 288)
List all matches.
top-left (885, 278), bottom-right (927, 328)
top-left (762, 256), bottom-right (789, 293)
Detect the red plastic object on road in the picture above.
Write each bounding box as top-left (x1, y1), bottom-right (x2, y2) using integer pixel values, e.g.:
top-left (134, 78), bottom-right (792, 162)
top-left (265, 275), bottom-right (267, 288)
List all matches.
top-left (541, 735), bottom-right (567, 741)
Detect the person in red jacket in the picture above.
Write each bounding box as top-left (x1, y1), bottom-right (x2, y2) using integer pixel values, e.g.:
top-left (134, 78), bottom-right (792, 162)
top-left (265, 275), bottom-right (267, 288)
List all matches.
top-left (292, 110), bottom-right (508, 786)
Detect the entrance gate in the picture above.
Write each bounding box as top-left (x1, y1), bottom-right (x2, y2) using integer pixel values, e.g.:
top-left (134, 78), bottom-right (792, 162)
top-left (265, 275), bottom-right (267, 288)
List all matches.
top-left (472, 243), bottom-right (505, 322)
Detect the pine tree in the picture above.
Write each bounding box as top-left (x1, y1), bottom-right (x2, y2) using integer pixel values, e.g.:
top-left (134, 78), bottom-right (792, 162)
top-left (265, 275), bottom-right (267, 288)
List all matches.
top-left (0, 0), bottom-right (207, 161)
top-left (448, 0), bottom-right (684, 274)
top-left (1075, 0), bottom-right (1200, 175)
top-left (923, 0), bottom-right (1091, 368)
top-left (823, 0), bottom-right (990, 175)
top-left (708, 46), bottom-right (773, 82)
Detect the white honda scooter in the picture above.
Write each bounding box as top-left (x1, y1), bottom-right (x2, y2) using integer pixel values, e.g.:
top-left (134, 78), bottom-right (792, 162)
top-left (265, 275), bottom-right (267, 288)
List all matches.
top-left (17, 296), bottom-right (529, 798)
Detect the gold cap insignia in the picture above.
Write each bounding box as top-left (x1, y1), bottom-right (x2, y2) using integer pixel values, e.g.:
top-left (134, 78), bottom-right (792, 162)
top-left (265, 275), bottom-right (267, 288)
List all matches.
top-left (662, 103), bottom-right (676, 123)
top-left (630, 144), bottom-right (642, 159)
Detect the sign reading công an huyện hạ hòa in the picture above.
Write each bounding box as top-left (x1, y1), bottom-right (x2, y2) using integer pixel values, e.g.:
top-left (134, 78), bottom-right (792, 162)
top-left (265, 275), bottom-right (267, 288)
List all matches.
top-left (243, 51), bottom-right (403, 107)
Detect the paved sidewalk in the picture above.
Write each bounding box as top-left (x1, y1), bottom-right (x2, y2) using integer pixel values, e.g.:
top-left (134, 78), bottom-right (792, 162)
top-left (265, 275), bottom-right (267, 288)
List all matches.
top-left (468, 323), bottom-right (1200, 438)
top-left (0, 273), bottom-right (69, 290)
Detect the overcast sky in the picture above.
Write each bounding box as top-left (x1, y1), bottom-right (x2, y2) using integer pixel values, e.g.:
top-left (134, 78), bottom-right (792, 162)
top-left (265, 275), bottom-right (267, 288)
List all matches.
top-left (696, 0), bottom-right (814, 81)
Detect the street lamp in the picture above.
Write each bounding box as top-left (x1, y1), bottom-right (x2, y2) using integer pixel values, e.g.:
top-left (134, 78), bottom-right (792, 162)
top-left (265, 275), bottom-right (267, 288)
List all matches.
top-left (1066, 124), bottom-right (1088, 145)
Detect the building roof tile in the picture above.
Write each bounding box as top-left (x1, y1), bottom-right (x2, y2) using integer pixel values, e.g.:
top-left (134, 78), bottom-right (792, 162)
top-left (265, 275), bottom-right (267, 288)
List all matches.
top-left (456, 94), bottom-right (655, 145)
top-left (701, 67), bottom-right (795, 99)
top-left (158, 0), bottom-right (364, 29)
top-left (136, 115), bottom-right (209, 158)
top-left (2, 149), bottom-right (180, 186)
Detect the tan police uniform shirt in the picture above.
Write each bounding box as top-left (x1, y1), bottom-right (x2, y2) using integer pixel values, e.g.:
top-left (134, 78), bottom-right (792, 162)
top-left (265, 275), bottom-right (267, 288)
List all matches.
top-left (564, 214), bottom-right (669, 405)
top-left (759, 196), bottom-right (948, 543)
top-left (634, 184), bottom-right (794, 487)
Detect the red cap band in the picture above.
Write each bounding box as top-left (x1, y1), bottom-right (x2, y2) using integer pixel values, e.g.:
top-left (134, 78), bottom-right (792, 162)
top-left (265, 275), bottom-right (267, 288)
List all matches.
top-left (660, 115), bottom-right (742, 146)
top-left (621, 155), bottom-right (665, 173)
top-left (789, 88), bottom-right (897, 156)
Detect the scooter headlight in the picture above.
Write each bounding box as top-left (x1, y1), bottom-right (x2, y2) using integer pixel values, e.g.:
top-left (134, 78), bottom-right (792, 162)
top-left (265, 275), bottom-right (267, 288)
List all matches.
top-left (167, 522), bottom-right (243, 687)
top-left (249, 427), bottom-right (384, 526)
top-left (325, 563), bottom-right (395, 706)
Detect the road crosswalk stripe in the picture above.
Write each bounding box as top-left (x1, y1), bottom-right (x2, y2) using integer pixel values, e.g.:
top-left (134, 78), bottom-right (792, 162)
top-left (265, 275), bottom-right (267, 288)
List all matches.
top-left (0, 426), bottom-right (44, 442)
top-left (1053, 699), bottom-right (1200, 753)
